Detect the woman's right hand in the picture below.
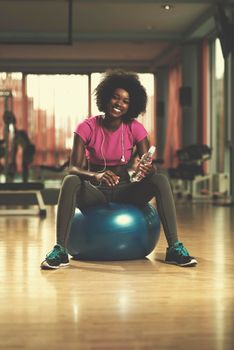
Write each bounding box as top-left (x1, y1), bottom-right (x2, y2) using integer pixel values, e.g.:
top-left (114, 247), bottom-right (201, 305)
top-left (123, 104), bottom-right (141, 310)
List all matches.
top-left (95, 171), bottom-right (120, 187)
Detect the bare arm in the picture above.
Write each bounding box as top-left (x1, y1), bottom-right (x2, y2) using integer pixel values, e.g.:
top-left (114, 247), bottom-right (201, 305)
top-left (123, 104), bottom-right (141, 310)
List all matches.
top-left (69, 134), bottom-right (120, 186)
top-left (135, 136), bottom-right (156, 179)
top-left (68, 134), bottom-right (96, 180)
top-left (135, 136), bottom-right (150, 158)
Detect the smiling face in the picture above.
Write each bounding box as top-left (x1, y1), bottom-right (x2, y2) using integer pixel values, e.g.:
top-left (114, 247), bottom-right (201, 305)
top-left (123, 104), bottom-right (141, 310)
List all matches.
top-left (106, 88), bottom-right (130, 119)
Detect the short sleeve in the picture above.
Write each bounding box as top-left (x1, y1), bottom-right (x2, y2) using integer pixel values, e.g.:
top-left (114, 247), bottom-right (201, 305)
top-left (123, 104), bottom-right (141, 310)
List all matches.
top-left (130, 120), bottom-right (148, 144)
top-left (74, 119), bottom-right (92, 145)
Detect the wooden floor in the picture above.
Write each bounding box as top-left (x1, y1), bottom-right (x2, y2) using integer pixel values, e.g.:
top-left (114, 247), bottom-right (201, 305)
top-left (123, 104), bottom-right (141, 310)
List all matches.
top-left (0, 201), bottom-right (234, 350)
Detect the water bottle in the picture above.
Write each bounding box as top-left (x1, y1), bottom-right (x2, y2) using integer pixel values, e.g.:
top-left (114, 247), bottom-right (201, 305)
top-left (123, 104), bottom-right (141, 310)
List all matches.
top-left (130, 146), bottom-right (156, 182)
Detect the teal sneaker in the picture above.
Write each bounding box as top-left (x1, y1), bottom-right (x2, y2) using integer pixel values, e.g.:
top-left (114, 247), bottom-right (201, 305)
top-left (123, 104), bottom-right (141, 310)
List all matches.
top-left (165, 242), bottom-right (197, 267)
top-left (41, 244), bottom-right (69, 270)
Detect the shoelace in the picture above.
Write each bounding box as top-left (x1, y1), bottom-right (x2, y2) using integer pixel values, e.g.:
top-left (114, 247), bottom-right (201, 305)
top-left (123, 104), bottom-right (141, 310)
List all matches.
top-left (46, 245), bottom-right (63, 258)
top-left (174, 242), bottom-right (189, 256)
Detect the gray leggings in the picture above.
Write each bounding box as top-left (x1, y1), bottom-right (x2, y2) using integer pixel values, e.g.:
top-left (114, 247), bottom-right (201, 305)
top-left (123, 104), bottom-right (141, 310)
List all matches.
top-left (56, 173), bottom-right (178, 247)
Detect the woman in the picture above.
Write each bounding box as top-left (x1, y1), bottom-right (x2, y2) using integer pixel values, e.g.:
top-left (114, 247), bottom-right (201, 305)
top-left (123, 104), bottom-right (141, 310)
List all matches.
top-left (41, 70), bottom-right (197, 269)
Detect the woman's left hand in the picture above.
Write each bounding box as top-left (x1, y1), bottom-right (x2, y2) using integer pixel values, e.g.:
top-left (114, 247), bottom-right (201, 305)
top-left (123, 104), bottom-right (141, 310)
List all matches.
top-left (135, 159), bottom-right (156, 181)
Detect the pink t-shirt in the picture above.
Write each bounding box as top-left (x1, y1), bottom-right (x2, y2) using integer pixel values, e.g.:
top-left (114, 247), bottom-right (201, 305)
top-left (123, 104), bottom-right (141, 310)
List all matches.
top-left (75, 115), bottom-right (148, 166)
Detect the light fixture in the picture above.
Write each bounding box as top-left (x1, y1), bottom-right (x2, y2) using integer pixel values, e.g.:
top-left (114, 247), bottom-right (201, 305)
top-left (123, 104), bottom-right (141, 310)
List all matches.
top-left (161, 4), bottom-right (174, 11)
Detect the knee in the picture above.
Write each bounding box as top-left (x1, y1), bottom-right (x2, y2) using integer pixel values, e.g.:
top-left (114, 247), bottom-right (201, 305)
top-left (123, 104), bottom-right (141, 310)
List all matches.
top-left (62, 174), bottom-right (82, 189)
top-left (148, 173), bottom-right (171, 190)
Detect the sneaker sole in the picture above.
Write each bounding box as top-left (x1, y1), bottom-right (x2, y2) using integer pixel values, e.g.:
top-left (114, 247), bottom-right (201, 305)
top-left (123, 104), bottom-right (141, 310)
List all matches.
top-left (40, 261), bottom-right (70, 270)
top-left (165, 258), bottom-right (197, 267)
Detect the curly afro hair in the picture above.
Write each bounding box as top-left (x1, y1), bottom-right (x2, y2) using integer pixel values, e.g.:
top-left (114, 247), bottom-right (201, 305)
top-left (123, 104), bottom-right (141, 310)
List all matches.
top-left (94, 70), bottom-right (147, 121)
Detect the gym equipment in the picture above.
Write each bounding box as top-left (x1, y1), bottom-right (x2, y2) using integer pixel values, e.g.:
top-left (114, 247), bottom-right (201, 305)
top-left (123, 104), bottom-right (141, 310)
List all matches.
top-left (67, 202), bottom-right (161, 260)
top-left (0, 90), bottom-right (15, 181)
top-left (168, 144), bottom-right (212, 199)
top-left (0, 182), bottom-right (47, 217)
top-left (0, 90), bottom-right (36, 182)
top-left (0, 91), bottom-right (45, 216)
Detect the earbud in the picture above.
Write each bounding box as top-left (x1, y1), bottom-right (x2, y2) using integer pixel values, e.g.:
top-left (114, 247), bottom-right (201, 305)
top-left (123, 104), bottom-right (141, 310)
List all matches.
top-left (120, 123), bottom-right (125, 163)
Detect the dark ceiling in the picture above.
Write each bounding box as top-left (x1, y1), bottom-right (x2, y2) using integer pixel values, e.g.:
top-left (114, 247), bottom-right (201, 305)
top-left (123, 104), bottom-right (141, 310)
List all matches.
top-left (0, 0), bottom-right (233, 72)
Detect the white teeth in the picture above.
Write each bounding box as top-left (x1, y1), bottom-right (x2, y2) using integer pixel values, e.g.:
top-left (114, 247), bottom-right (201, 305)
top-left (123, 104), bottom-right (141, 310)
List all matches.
top-left (113, 107), bottom-right (121, 112)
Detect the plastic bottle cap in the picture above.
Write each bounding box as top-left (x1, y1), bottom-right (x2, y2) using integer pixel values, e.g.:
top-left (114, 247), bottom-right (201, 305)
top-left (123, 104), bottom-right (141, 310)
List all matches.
top-left (148, 146), bottom-right (156, 155)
